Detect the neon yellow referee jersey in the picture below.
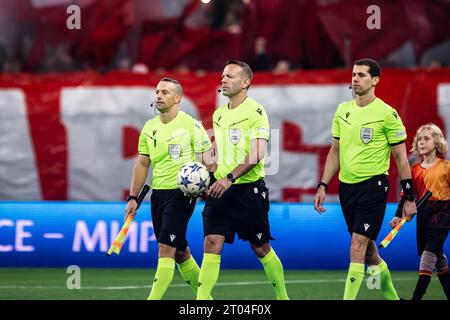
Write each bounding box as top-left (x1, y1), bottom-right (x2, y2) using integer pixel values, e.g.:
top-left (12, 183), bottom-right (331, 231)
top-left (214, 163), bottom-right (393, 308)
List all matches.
top-left (138, 111), bottom-right (212, 189)
top-left (332, 98), bottom-right (406, 184)
top-left (213, 97), bottom-right (270, 184)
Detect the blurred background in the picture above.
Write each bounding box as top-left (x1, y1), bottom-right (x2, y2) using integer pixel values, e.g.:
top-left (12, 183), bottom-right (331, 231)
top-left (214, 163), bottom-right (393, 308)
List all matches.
top-left (1, 0), bottom-right (449, 73)
top-left (1, 0), bottom-right (450, 287)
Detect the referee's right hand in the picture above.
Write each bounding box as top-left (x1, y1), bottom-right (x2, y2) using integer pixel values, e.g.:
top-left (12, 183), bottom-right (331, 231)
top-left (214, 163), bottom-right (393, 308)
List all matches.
top-left (314, 187), bottom-right (327, 213)
top-left (124, 200), bottom-right (138, 223)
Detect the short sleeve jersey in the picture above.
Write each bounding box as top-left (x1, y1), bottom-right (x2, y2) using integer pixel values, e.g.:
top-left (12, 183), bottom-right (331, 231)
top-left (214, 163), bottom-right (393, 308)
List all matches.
top-left (332, 98), bottom-right (406, 184)
top-left (138, 111), bottom-right (212, 189)
top-left (213, 97), bottom-right (270, 184)
top-left (411, 159), bottom-right (450, 201)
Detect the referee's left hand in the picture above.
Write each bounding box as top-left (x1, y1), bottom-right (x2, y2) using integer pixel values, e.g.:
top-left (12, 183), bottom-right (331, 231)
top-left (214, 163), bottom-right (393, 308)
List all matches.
top-left (402, 199), bottom-right (417, 222)
top-left (207, 178), bottom-right (232, 199)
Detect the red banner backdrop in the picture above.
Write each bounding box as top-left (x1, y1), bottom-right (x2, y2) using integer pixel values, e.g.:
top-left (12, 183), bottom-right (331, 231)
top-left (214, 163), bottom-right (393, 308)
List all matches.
top-left (1, 68), bottom-right (450, 202)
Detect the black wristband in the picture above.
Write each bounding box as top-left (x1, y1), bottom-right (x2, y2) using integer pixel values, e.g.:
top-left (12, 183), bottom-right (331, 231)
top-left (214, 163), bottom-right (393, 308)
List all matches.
top-left (400, 179), bottom-right (414, 198)
top-left (317, 181), bottom-right (328, 190)
top-left (395, 197), bottom-right (405, 218)
top-left (127, 195), bottom-right (138, 202)
top-left (209, 172), bottom-right (217, 185)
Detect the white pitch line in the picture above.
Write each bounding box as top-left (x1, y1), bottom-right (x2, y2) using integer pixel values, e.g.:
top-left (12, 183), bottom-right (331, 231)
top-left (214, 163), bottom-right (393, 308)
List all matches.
top-left (0, 278), bottom-right (417, 290)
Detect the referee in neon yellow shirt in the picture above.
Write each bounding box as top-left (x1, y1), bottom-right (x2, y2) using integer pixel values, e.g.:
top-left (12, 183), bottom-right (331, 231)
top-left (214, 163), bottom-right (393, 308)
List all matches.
top-left (314, 59), bottom-right (417, 300)
top-left (196, 60), bottom-right (289, 300)
top-left (124, 78), bottom-right (214, 300)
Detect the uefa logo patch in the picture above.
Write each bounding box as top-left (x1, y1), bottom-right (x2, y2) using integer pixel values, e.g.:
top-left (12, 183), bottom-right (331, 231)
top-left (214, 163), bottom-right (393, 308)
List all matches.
top-left (229, 128), bottom-right (241, 144)
top-left (360, 127), bottom-right (373, 144)
top-left (168, 144), bottom-right (181, 159)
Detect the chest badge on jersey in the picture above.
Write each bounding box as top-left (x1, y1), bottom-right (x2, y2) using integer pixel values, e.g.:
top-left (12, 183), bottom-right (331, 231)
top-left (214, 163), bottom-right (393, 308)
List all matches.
top-left (168, 144), bottom-right (182, 159)
top-left (229, 128), bottom-right (241, 144)
top-left (360, 127), bottom-right (373, 144)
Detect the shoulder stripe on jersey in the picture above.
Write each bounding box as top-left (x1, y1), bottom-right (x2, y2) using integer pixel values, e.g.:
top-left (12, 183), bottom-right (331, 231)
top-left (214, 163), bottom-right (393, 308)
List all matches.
top-left (337, 115), bottom-right (351, 125)
top-left (361, 120), bottom-right (384, 126)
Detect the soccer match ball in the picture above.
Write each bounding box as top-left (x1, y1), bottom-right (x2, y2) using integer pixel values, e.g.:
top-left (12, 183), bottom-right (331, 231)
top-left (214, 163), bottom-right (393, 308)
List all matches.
top-left (178, 162), bottom-right (211, 196)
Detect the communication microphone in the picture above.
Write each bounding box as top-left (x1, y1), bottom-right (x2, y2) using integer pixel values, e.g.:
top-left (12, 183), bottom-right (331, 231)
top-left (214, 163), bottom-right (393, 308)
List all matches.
top-left (217, 89), bottom-right (222, 93)
top-left (348, 85), bottom-right (352, 89)
top-left (150, 101), bottom-right (156, 107)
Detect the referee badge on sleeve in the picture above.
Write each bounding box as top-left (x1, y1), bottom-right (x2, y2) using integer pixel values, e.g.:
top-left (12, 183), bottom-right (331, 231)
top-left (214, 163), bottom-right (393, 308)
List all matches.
top-left (229, 128), bottom-right (241, 144)
top-left (360, 127), bottom-right (373, 144)
top-left (168, 144), bottom-right (181, 159)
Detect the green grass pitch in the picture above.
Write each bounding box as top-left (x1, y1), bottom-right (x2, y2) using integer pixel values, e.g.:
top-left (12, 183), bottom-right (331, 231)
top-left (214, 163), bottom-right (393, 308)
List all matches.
top-left (0, 268), bottom-right (447, 300)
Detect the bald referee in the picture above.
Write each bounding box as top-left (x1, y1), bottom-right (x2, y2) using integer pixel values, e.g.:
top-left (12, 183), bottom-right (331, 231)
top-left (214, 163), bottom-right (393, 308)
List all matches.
top-left (124, 78), bottom-right (213, 300)
top-left (314, 59), bottom-right (417, 300)
top-left (196, 60), bottom-right (289, 300)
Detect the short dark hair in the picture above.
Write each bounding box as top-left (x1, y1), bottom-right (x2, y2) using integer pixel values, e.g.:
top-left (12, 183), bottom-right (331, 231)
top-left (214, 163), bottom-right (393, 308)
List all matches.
top-left (225, 59), bottom-right (253, 82)
top-left (160, 77), bottom-right (183, 95)
top-left (354, 58), bottom-right (381, 78)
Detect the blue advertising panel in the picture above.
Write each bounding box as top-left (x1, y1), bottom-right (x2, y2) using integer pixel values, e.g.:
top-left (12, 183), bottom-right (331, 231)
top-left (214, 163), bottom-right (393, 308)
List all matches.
top-left (1, 201), bottom-right (448, 269)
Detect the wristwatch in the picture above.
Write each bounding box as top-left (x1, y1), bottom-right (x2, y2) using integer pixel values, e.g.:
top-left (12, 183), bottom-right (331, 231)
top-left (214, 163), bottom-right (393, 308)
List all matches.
top-left (226, 173), bottom-right (236, 183)
top-left (317, 181), bottom-right (328, 190)
top-left (127, 195), bottom-right (138, 202)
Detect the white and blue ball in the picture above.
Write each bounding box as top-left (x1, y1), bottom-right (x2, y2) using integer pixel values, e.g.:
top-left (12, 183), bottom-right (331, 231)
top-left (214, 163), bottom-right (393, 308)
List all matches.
top-left (178, 162), bottom-right (210, 196)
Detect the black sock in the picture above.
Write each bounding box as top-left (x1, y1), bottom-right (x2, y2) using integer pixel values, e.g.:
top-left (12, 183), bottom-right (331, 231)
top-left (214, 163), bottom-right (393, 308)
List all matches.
top-left (438, 272), bottom-right (450, 300)
top-left (412, 274), bottom-right (432, 300)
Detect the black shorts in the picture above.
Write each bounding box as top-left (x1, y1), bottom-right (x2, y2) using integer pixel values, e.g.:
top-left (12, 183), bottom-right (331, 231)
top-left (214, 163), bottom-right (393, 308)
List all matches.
top-left (339, 175), bottom-right (390, 240)
top-left (202, 179), bottom-right (273, 246)
top-left (151, 189), bottom-right (196, 250)
top-left (416, 200), bottom-right (450, 255)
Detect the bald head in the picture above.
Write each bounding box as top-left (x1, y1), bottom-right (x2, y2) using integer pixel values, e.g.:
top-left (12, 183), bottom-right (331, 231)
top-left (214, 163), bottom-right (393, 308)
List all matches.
top-left (159, 77), bottom-right (183, 96)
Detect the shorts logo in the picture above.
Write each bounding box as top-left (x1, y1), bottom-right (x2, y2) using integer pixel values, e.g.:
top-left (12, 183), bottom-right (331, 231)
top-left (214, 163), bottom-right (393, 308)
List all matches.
top-left (360, 127), bottom-right (373, 144)
top-left (229, 128), bottom-right (241, 144)
top-left (261, 191), bottom-right (266, 199)
top-left (256, 233), bottom-right (262, 240)
top-left (168, 144), bottom-right (181, 159)
top-left (170, 234), bottom-right (176, 242)
top-left (364, 223), bottom-right (370, 231)
top-left (385, 186), bottom-right (388, 192)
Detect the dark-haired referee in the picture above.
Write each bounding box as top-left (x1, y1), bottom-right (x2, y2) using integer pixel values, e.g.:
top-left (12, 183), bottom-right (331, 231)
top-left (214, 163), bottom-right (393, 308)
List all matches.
top-left (313, 59), bottom-right (417, 300)
top-left (196, 60), bottom-right (289, 300)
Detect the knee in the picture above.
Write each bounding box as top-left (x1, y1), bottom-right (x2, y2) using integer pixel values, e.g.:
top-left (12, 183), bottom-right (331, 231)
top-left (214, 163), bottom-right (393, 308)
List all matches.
top-left (436, 253), bottom-right (449, 273)
top-left (350, 242), bottom-right (365, 254)
top-left (203, 235), bottom-right (223, 254)
top-left (175, 249), bottom-right (189, 264)
top-left (350, 239), bottom-right (368, 260)
top-left (365, 246), bottom-right (379, 265)
top-left (420, 250), bottom-right (438, 272)
top-left (158, 243), bottom-right (176, 258)
top-left (251, 242), bottom-right (271, 258)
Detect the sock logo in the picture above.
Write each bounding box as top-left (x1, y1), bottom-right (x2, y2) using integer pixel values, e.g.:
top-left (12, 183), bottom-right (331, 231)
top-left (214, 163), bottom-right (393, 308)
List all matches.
top-left (153, 277), bottom-right (158, 283)
top-left (186, 280), bottom-right (191, 285)
top-left (272, 282), bottom-right (277, 287)
top-left (198, 282), bottom-right (202, 287)
top-left (350, 277), bottom-right (356, 283)
top-left (364, 223), bottom-right (370, 231)
top-left (170, 234), bottom-right (176, 242)
top-left (256, 233), bottom-right (262, 240)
